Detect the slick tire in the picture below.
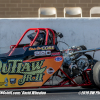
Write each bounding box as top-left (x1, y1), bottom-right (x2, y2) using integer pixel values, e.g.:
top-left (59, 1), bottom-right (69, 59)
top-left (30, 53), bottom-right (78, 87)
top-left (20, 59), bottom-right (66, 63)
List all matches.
top-left (93, 61), bottom-right (100, 88)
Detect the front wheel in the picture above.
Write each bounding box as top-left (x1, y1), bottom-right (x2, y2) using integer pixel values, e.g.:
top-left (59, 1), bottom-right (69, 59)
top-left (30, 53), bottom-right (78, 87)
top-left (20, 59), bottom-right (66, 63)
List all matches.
top-left (93, 61), bottom-right (100, 88)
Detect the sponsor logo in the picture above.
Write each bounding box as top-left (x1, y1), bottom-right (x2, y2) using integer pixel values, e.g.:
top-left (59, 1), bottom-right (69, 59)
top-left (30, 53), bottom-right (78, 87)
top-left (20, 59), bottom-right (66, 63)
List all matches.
top-left (4, 77), bottom-right (8, 86)
top-left (0, 60), bottom-right (46, 85)
top-left (55, 57), bottom-right (62, 62)
top-left (34, 51), bottom-right (51, 56)
top-left (47, 67), bottom-right (54, 74)
top-left (51, 52), bottom-right (60, 56)
top-left (29, 46), bottom-right (54, 51)
top-left (10, 78), bottom-right (16, 84)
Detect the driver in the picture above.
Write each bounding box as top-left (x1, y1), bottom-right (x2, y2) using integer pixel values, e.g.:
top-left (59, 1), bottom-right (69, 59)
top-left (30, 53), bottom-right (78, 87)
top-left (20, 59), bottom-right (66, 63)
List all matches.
top-left (27, 31), bottom-right (45, 46)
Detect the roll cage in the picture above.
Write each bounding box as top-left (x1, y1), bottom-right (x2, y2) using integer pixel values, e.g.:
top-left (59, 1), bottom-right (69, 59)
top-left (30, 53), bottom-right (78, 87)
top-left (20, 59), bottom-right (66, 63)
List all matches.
top-left (9, 28), bottom-right (56, 56)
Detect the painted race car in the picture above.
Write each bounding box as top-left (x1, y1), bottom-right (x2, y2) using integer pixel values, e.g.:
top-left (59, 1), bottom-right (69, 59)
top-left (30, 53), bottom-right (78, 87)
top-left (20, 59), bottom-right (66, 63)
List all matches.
top-left (0, 28), bottom-right (100, 90)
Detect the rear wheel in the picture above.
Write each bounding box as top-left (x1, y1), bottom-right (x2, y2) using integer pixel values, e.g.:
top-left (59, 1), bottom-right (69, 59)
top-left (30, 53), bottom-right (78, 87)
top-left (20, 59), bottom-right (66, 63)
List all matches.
top-left (93, 61), bottom-right (100, 88)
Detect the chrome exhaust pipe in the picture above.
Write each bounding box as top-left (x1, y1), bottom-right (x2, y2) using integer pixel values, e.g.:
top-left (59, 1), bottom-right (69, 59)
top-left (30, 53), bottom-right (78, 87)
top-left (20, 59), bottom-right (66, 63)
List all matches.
top-left (70, 47), bottom-right (100, 56)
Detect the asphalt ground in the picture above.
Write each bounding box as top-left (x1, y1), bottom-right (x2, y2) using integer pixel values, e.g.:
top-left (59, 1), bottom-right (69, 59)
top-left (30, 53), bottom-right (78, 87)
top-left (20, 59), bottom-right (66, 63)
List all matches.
top-left (0, 87), bottom-right (100, 100)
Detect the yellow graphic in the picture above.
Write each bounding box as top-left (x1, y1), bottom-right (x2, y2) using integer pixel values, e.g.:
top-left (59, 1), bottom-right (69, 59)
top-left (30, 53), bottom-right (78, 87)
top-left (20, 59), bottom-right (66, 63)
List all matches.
top-left (0, 56), bottom-right (63, 88)
top-left (0, 60), bottom-right (46, 85)
top-left (29, 46), bottom-right (54, 51)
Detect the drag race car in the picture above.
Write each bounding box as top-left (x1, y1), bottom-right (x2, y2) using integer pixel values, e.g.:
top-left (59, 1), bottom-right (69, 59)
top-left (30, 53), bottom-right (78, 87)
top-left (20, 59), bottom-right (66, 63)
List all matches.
top-left (0, 28), bottom-right (100, 90)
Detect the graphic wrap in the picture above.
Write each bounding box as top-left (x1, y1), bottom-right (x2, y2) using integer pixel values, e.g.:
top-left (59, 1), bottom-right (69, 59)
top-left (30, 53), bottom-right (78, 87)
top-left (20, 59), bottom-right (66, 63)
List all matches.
top-left (29, 46), bottom-right (54, 51)
top-left (0, 77), bottom-right (8, 86)
top-left (0, 60), bottom-right (46, 85)
top-left (34, 51), bottom-right (51, 56)
top-left (10, 78), bottom-right (16, 84)
top-left (0, 56), bottom-right (63, 88)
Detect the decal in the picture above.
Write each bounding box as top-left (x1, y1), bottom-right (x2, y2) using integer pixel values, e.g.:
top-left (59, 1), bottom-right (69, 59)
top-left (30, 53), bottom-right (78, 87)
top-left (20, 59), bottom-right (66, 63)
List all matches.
top-left (10, 78), bottom-right (16, 84)
top-left (0, 60), bottom-right (46, 85)
top-left (0, 77), bottom-right (8, 86)
top-left (55, 57), bottom-right (63, 62)
top-left (51, 52), bottom-right (60, 56)
top-left (29, 46), bottom-right (54, 51)
top-left (4, 77), bottom-right (8, 86)
top-left (34, 51), bottom-right (51, 56)
top-left (47, 67), bottom-right (54, 74)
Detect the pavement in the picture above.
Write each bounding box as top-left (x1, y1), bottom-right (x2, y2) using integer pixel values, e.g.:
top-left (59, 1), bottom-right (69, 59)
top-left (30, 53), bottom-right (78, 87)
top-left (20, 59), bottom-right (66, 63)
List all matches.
top-left (0, 87), bottom-right (100, 100)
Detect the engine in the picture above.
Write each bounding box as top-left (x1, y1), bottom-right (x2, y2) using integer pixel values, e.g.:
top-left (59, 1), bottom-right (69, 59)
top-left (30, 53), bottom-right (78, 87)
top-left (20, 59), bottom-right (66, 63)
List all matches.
top-left (62, 45), bottom-right (89, 77)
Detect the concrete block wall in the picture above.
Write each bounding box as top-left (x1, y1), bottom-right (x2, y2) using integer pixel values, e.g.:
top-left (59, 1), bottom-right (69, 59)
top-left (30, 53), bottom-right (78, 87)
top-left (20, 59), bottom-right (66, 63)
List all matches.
top-left (0, 0), bottom-right (100, 17)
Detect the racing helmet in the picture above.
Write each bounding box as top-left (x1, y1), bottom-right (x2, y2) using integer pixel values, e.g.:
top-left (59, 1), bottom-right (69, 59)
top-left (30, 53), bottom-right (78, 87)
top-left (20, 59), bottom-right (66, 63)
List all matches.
top-left (27, 31), bottom-right (45, 46)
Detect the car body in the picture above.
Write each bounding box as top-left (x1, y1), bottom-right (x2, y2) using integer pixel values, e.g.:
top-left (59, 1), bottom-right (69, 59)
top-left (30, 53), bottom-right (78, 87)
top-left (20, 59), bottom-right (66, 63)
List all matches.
top-left (0, 28), bottom-right (99, 90)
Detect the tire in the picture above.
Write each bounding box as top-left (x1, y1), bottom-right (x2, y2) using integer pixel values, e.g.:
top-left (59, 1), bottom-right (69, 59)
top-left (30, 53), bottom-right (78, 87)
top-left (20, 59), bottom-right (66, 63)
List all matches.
top-left (93, 61), bottom-right (100, 88)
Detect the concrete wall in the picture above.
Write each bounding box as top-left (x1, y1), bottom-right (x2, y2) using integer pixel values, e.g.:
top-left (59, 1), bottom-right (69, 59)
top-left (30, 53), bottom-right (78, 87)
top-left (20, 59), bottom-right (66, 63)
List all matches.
top-left (0, 18), bottom-right (100, 60)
